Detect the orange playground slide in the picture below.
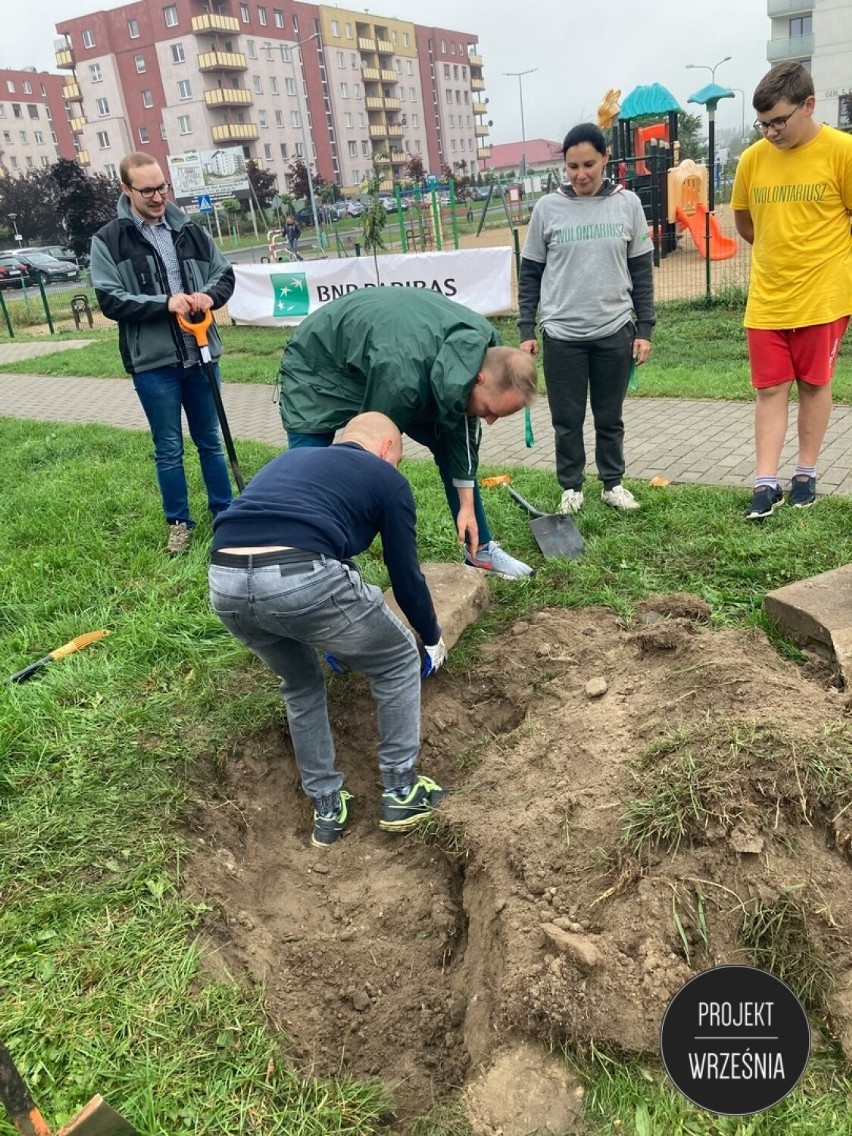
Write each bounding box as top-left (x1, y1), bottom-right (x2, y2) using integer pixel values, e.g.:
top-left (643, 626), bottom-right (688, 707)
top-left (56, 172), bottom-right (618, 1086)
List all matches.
top-left (675, 203), bottom-right (737, 261)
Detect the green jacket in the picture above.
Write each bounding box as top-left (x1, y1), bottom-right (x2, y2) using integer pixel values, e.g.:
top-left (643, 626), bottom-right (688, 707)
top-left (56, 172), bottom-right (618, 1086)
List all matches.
top-left (278, 289), bottom-right (500, 484)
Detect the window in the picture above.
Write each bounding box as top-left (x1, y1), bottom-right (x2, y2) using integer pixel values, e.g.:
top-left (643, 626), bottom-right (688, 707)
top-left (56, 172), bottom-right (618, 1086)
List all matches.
top-left (361, 139), bottom-right (369, 155)
top-left (395, 59), bottom-right (401, 72)
top-left (345, 22), bottom-right (352, 37)
top-left (178, 79), bottom-right (192, 99)
top-left (352, 83), bottom-right (360, 98)
top-left (25, 156), bottom-right (33, 168)
top-left (415, 139), bottom-right (421, 153)
top-left (41, 155), bottom-right (50, 167)
top-left (142, 89), bottom-right (153, 107)
top-left (285, 77), bottom-right (296, 95)
top-left (790, 14), bottom-right (812, 36)
top-left (265, 76), bottom-right (275, 95)
top-left (160, 123), bottom-right (167, 139)
top-left (23, 81), bottom-right (32, 94)
top-left (273, 8), bottom-right (284, 26)
top-left (331, 19), bottom-right (339, 35)
top-left (448, 113), bottom-right (454, 127)
top-left (445, 90), bottom-right (452, 105)
top-left (9, 157), bottom-right (18, 170)
top-left (348, 140), bottom-right (357, 157)
top-left (350, 53), bottom-right (357, 69)
top-left (247, 39), bottom-right (256, 57)
top-left (443, 64), bottom-right (449, 78)
top-left (344, 112), bottom-right (352, 127)
top-left (128, 19), bottom-right (139, 37)
top-left (263, 142), bottom-right (271, 159)
top-left (135, 55), bottom-right (146, 72)
top-left (40, 83), bottom-right (46, 96)
top-left (412, 113), bottom-right (419, 128)
top-left (391, 30), bottom-right (397, 43)
top-left (97, 129), bottom-right (110, 149)
top-left (19, 130), bottom-right (27, 142)
top-left (407, 61), bottom-right (413, 75)
top-left (253, 75), bottom-right (262, 93)
top-left (459, 138), bottom-right (465, 150)
top-left (441, 39), bottom-right (446, 52)
top-left (463, 91), bottom-right (469, 105)
top-left (240, 3), bottom-right (250, 21)
top-left (104, 162), bottom-right (117, 178)
top-left (27, 105), bottom-right (39, 119)
top-left (403, 32), bottom-right (409, 46)
top-left (82, 29), bottom-right (95, 47)
top-left (295, 141), bottom-right (304, 157)
top-left (410, 87), bottom-right (415, 101)
top-left (5, 80), bottom-right (15, 94)
top-left (139, 126), bottom-right (150, 143)
top-left (462, 66), bottom-right (467, 80)
top-left (450, 42), bottom-right (455, 54)
top-left (34, 130), bottom-right (44, 143)
top-left (45, 106), bottom-right (52, 120)
top-left (89, 63), bottom-right (102, 82)
top-left (455, 90), bottom-right (461, 104)
top-left (171, 44), bottom-right (185, 63)
top-left (337, 51), bottom-right (345, 68)
top-left (453, 65), bottom-right (459, 79)
top-left (2, 130), bottom-right (10, 143)
top-left (258, 6), bottom-right (267, 25)
top-left (178, 114), bottom-right (192, 134)
top-left (259, 109), bottom-right (267, 127)
top-left (399, 88), bottom-right (406, 102)
top-left (163, 6), bottom-right (178, 28)
top-left (357, 112), bottom-right (365, 127)
top-left (12, 104), bottom-right (21, 119)
top-left (275, 109), bottom-right (283, 126)
top-left (340, 82), bottom-right (349, 98)
top-left (96, 97), bottom-right (109, 116)
top-left (291, 110), bottom-right (301, 127)
top-left (280, 141), bottom-right (288, 158)
top-left (280, 45), bottom-right (290, 61)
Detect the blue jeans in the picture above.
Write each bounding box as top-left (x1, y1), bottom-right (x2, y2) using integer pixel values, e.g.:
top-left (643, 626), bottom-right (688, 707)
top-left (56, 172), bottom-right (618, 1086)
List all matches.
top-left (133, 362), bottom-right (233, 525)
top-left (208, 554), bottom-right (421, 807)
top-left (287, 428), bottom-right (492, 546)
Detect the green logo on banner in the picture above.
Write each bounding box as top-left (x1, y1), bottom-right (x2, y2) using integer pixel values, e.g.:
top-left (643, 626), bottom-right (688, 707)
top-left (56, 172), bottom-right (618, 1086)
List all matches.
top-left (271, 272), bottom-right (309, 317)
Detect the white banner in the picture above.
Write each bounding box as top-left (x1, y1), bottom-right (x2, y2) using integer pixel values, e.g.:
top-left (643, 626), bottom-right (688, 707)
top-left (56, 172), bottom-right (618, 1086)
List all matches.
top-left (229, 248), bottom-right (513, 325)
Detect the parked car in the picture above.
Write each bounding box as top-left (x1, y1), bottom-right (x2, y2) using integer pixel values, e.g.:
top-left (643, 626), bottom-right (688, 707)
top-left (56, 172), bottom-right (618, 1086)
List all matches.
top-left (325, 201), bottom-right (348, 221)
top-left (11, 251), bottom-right (80, 285)
top-left (0, 255), bottom-right (27, 290)
top-left (377, 196), bottom-right (399, 213)
top-left (294, 207), bottom-right (314, 227)
top-left (38, 244), bottom-right (89, 268)
top-left (467, 186), bottom-right (491, 201)
top-left (346, 200), bottom-right (364, 217)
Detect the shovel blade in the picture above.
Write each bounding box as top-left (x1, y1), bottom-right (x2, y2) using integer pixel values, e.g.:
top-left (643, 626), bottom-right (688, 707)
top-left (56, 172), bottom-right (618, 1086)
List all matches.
top-left (56, 1097), bottom-right (137, 1136)
top-left (528, 514), bottom-right (585, 559)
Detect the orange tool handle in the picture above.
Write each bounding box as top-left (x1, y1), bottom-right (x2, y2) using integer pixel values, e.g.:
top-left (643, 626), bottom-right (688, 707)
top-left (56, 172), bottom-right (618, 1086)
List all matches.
top-left (480, 475), bottom-right (511, 487)
top-left (176, 309), bottom-right (213, 348)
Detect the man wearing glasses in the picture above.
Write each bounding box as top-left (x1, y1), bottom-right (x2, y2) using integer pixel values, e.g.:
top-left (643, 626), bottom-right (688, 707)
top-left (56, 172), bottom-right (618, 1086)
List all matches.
top-left (91, 153), bottom-right (236, 554)
top-left (732, 63), bottom-right (852, 521)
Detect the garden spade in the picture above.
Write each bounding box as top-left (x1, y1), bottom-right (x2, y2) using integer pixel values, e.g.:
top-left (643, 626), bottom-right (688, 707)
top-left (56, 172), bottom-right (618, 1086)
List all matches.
top-left (0, 1041), bottom-right (136, 1135)
top-left (481, 476), bottom-right (585, 560)
top-left (176, 309), bottom-right (246, 493)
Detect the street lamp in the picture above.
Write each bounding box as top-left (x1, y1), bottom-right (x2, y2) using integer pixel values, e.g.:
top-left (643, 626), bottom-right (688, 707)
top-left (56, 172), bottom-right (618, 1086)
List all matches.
top-left (503, 68), bottom-right (536, 180)
top-left (686, 56), bottom-right (732, 84)
top-left (731, 87), bottom-right (747, 139)
top-left (7, 213), bottom-right (22, 244)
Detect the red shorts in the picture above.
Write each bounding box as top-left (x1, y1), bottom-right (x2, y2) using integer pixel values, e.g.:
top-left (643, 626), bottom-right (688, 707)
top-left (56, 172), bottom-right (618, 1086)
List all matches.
top-left (747, 317), bottom-right (850, 389)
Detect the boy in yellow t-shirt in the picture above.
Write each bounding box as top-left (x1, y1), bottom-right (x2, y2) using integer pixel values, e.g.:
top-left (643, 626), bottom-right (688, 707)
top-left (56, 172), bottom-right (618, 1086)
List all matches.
top-left (731, 62), bottom-right (852, 520)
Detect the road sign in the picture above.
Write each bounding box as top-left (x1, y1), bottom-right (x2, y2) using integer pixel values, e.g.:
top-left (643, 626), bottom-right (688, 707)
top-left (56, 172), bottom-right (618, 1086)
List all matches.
top-left (196, 193), bottom-right (214, 213)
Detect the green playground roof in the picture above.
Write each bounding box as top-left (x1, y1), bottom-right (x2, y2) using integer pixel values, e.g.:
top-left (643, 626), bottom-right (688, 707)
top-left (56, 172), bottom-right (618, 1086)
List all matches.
top-left (620, 84), bottom-right (684, 120)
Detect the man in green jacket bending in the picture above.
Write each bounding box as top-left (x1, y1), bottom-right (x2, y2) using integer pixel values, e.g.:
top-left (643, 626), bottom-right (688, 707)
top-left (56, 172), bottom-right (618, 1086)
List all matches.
top-left (278, 288), bottom-right (538, 578)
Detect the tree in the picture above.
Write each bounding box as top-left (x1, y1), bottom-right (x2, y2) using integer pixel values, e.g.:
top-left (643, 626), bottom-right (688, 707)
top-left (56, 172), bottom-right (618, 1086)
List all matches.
top-left (51, 159), bottom-right (118, 257)
top-left (286, 157), bottom-right (328, 208)
top-left (246, 159), bottom-right (277, 209)
top-left (362, 150), bottom-right (390, 283)
top-left (404, 154), bottom-right (425, 187)
top-left (0, 168), bottom-right (63, 246)
top-left (677, 111), bottom-right (708, 164)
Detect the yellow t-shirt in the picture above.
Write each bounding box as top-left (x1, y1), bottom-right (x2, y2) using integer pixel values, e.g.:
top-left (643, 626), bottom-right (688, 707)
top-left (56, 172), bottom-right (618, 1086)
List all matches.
top-left (731, 126), bottom-right (852, 329)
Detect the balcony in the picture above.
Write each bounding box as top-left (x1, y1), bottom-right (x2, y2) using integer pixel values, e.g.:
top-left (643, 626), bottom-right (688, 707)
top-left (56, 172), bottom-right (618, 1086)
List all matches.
top-left (767, 32), bottom-right (814, 60)
top-left (77, 149), bottom-right (90, 165)
top-left (365, 96), bottom-right (384, 109)
top-left (211, 121), bottom-right (258, 141)
top-left (380, 69), bottom-right (397, 82)
top-left (471, 78), bottom-right (485, 91)
top-left (55, 47), bottom-right (75, 69)
top-left (383, 96), bottom-right (400, 109)
top-left (69, 114), bottom-right (87, 133)
top-left (386, 124), bottom-right (403, 137)
top-left (389, 149), bottom-right (405, 163)
top-left (474, 124), bottom-right (489, 137)
top-left (205, 87), bottom-right (253, 107)
top-left (767, 0), bottom-right (812, 13)
top-left (361, 67), bottom-right (381, 81)
top-left (192, 13), bottom-right (240, 34)
top-left (376, 38), bottom-right (393, 53)
top-left (476, 145), bottom-right (491, 160)
top-left (358, 37), bottom-right (376, 51)
top-left (472, 100), bottom-right (487, 114)
top-left (369, 124), bottom-right (388, 138)
top-left (62, 81), bottom-right (81, 101)
top-left (198, 51), bottom-right (248, 72)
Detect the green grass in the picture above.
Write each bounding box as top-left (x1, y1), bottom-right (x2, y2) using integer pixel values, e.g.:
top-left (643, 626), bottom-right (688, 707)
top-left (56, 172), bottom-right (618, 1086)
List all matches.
top-left (4, 416), bottom-right (852, 1133)
top-left (4, 302), bottom-right (851, 404)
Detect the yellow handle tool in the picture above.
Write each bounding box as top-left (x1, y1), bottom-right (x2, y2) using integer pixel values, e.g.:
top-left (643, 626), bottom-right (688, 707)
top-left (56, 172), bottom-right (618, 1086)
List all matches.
top-left (6, 631), bottom-right (109, 685)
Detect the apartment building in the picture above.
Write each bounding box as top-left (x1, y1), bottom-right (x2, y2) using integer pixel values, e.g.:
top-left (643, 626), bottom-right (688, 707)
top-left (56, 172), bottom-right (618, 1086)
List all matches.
top-left (52, 0), bottom-right (492, 195)
top-left (0, 69), bottom-right (77, 176)
top-left (766, 0), bottom-right (852, 129)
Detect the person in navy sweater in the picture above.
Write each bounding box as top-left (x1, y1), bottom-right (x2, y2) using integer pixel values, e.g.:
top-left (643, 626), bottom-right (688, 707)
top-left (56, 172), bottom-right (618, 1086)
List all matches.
top-left (208, 412), bottom-right (447, 848)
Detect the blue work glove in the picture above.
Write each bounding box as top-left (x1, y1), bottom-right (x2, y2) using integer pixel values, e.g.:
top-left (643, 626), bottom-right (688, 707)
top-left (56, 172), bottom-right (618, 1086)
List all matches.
top-left (323, 652), bottom-right (349, 674)
top-left (421, 637), bottom-right (447, 679)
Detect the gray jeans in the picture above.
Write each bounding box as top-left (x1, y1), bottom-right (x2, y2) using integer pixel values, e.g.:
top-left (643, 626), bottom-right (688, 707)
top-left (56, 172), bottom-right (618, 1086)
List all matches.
top-left (209, 553), bottom-right (421, 807)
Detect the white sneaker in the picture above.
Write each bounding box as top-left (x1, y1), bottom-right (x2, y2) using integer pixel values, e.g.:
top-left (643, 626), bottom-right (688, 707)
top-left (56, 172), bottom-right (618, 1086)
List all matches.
top-left (465, 541), bottom-right (533, 579)
top-left (559, 489), bottom-right (584, 515)
top-left (601, 484), bottom-right (640, 512)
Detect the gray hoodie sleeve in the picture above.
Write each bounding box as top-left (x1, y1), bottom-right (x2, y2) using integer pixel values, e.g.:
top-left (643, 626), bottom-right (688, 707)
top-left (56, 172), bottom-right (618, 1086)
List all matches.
top-left (517, 257), bottom-right (545, 343)
top-left (627, 252), bottom-right (655, 341)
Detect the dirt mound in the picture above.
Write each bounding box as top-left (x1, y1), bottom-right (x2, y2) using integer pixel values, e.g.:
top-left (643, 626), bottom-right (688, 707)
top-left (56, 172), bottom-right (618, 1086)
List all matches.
top-left (184, 598), bottom-right (852, 1130)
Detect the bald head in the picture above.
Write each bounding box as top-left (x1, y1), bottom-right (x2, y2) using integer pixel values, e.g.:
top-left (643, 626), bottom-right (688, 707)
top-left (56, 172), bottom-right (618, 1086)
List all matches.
top-left (337, 412), bottom-right (403, 466)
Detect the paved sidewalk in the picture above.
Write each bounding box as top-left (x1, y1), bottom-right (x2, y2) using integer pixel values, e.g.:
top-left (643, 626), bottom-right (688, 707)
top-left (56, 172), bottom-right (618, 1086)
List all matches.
top-left (4, 362), bottom-right (852, 495)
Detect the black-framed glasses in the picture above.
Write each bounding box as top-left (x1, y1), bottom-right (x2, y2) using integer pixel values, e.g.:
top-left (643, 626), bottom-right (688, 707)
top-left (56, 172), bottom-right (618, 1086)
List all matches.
top-left (753, 103), bottom-right (804, 133)
top-left (128, 181), bottom-right (171, 199)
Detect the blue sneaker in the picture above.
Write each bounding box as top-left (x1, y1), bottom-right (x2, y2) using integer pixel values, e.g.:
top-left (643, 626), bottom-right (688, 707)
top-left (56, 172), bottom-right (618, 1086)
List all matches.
top-left (789, 475), bottom-right (816, 508)
top-left (465, 541), bottom-right (533, 579)
top-left (311, 790), bottom-right (352, 848)
top-left (379, 775), bottom-right (448, 832)
top-left (746, 485), bottom-right (784, 521)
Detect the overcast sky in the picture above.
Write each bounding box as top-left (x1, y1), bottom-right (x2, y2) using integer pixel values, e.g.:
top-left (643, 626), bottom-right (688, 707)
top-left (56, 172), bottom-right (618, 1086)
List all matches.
top-left (8, 0), bottom-right (771, 143)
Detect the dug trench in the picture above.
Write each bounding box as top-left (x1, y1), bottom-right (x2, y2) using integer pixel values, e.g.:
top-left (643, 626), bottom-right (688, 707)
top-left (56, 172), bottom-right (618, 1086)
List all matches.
top-left (182, 596), bottom-right (852, 1131)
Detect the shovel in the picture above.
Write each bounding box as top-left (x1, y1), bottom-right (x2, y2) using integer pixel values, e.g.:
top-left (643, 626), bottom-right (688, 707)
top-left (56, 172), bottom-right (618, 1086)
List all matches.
top-left (0, 1040), bottom-right (136, 1135)
top-left (482, 476), bottom-right (585, 560)
top-left (177, 310), bottom-right (246, 493)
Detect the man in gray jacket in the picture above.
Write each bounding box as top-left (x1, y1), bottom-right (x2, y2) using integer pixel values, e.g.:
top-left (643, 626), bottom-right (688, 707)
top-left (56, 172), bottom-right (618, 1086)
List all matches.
top-left (91, 152), bottom-right (236, 554)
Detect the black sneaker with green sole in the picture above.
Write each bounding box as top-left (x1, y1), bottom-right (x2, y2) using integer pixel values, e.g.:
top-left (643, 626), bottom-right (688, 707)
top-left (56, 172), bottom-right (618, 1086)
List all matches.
top-left (311, 790), bottom-right (352, 848)
top-left (379, 775), bottom-right (448, 832)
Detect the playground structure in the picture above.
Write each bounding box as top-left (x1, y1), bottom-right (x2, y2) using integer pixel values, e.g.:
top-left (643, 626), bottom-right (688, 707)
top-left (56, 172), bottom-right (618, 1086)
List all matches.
top-left (604, 83), bottom-right (737, 264)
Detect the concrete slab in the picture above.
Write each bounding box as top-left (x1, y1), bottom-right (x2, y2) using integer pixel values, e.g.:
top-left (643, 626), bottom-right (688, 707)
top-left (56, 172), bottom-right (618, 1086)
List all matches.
top-left (383, 562), bottom-right (490, 651)
top-left (764, 563), bottom-right (852, 681)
